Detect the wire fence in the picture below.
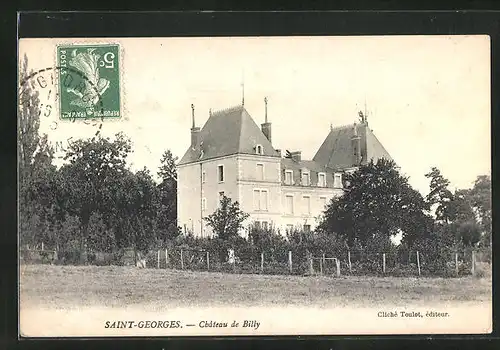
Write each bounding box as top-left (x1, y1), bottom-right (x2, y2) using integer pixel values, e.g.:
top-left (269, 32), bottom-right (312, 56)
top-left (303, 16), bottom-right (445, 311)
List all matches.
top-left (20, 243), bottom-right (491, 278)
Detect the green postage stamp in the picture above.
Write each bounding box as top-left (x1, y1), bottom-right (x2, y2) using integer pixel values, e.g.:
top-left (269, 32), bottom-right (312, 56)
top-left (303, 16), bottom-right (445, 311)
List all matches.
top-left (57, 44), bottom-right (120, 120)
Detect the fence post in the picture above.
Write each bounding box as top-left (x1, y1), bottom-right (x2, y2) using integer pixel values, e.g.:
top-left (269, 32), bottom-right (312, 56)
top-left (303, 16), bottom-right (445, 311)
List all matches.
top-left (382, 253), bottom-right (386, 274)
top-left (322, 253), bottom-right (326, 266)
top-left (41, 242), bottom-right (44, 251)
top-left (165, 248), bottom-right (169, 267)
top-left (157, 250), bottom-right (160, 269)
top-left (180, 249), bottom-right (184, 270)
top-left (206, 251), bottom-right (210, 271)
top-left (416, 251), bottom-right (421, 276)
top-left (348, 250), bottom-right (352, 273)
top-left (471, 250), bottom-right (476, 276)
top-left (319, 258), bottom-right (323, 275)
top-left (455, 252), bottom-right (459, 276)
top-left (288, 251), bottom-right (292, 274)
top-left (309, 255), bottom-right (314, 275)
top-left (335, 258), bottom-right (340, 277)
top-left (260, 252), bottom-right (264, 273)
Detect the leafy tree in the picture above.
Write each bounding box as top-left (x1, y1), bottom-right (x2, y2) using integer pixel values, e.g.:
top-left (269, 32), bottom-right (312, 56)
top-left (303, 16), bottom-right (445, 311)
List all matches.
top-left (61, 132), bottom-right (132, 262)
top-left (317, 159), bottom-right (432, 249)
top-left (18, 54), bottom-right (56, 247)
top-left (424, 167), bottom-right (454, 223)
top-left (158, 149), bottom-right (178, 182)
top-left (447, 189), bottom-right (476, 223)
top-left (106, 167), bottom-right (160, 257)
top-left (204, 195), bottom-right (250, 241)
top-left (454, 220), bottom-right (481, 247)
top-left (86, 212), bottom-right (115, 253)
top-left (424, 170), bottom-right (489, 247)
top-left (157, 150), bottom-right (180, 241)
top-left (467, 175), bottom-right (492, 245)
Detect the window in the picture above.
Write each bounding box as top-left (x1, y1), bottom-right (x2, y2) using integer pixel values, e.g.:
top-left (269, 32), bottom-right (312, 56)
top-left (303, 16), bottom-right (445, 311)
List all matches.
top-left (261, 190), bottom-right (268, 211)
top-left (256, 163), bottom-right (264, 181)
top-left (285, 195), bottom-right (294, 215)
top-left (303, 196), bottom-right (311, 215)
top-left (202, 171), bottom-right (206, 183)
top-left (303, 224), bottom-right (311, 233)
top-left (262, 221), bottom-right (269, 230)
top-left (284, 170), bottom-right (293, 185)
top-left (301, 170), bottom-right (310, 186)
top-left (334, 173), bottom-right (342, 188)
top-left (255, 144), bottom-right (263, 155)
top-left (254, 221), bottom-right (261, 230)
top-left (253, 189), bottom-right (269, 211)
top-left (202, 198), bottom-right (207, 211)
top-left (253, 189), bottom-right (260, 210)
top-left (218, 165), bottom-right (224, 182)
top-left (318, 172), bottom-right (326, 187)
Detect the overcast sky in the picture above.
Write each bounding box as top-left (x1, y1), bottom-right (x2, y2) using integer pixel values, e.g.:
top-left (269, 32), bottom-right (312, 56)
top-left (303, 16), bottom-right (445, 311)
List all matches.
top-left (19, 35), bottom-right (490, 196)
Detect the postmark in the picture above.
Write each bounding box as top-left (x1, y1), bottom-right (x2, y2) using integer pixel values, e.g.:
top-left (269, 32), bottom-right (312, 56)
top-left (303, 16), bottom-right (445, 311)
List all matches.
top-left (18, 65), bottom-right (106, 131)
top-left (56, 44), bottom-right (121, 120)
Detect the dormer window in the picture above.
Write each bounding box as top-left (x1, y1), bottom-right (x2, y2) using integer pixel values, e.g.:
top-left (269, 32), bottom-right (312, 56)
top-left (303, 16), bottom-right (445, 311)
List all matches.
top-left (318, 172), bottom-right (326, 187)
top-left (334, 173), bottom-right (342, 188)
top-left (301, 170), bottom-right (310, 186)
top-left (255, 144), bottom-right (263, 155)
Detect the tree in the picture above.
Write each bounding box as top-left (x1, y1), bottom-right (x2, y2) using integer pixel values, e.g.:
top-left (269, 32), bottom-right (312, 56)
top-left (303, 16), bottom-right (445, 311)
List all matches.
top-left (18, 54), bottom-right (56, 247)
top-left (158, 149), bottom-right (178, 182)
top-left (204, 195), bottom-right (250, 241)
top-left (447, 189), bottom-right (476, 224)
top-left (61, 132), bottom-right (132, 262)
top-left (467, 175), bottom-right (491, 245)
top-left (454, 220), bottom-right (481, 247)
top-left (157, 150), bottom-right (180, 241)
top-left (111, 167), bottom-right (160, 256)
top-left (424, 170), bottom-right (489, 247)
top-left (18, 55), bottom-right (55, 183)
top-left (424, 167), bottom-right (454, 224)
top-left (317, 159), bottom-right (432, 249)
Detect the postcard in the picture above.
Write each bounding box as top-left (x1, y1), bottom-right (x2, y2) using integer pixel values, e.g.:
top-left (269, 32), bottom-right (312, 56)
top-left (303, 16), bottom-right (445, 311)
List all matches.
top-left (18, 35), bottom-right (492, 337)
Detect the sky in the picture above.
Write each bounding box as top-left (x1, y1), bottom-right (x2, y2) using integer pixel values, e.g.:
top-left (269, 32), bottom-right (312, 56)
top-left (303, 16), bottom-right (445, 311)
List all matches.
top-left (19, 35), bottom-right (491, 196)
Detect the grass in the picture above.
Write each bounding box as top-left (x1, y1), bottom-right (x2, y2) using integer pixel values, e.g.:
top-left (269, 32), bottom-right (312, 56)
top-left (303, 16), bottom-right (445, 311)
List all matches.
top-left (20, 264), bottom-right (492, 311)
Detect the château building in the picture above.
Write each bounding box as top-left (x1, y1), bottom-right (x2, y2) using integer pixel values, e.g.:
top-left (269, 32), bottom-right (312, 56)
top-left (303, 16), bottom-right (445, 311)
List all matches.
top-left (177, 99), bottom-right (392, 237)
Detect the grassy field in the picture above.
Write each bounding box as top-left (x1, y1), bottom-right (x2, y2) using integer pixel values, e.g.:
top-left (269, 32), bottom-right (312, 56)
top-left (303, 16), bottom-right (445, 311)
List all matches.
top-left (19, 264), bottom-right (492, 310)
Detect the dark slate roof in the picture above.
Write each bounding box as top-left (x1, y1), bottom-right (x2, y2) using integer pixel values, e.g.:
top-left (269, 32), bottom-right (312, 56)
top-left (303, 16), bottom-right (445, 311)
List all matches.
top-left (312, 122), bottom-right (392, 170)
top-left (280, 158), bottom-right (337, 188)
top-left (178, 105), bottom-right (280, 165)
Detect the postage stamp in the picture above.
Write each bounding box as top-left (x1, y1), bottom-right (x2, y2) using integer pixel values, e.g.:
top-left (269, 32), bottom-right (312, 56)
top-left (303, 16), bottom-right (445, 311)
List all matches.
top-left (56, 44), bottom-right (121, 120)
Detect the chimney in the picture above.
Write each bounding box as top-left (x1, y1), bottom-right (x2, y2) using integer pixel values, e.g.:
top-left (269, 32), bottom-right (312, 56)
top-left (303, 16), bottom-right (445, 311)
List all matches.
top-left (290, 151), bottom-right (302, 162)
top-left (275, 149), bottom-right (282, 157)
top-left (351, 123), bottom-right (361, 166)
top-left (261, 97), bottom-right (272, 144)
top-left (191, 104), bottom-right (201, 150)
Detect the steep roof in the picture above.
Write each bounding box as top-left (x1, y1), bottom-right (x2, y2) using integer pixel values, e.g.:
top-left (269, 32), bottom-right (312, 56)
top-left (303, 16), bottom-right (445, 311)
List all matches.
top-left (313, 123), bottom-right (392, 170)
top-left (178, 105), bottom-right (280, 165)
